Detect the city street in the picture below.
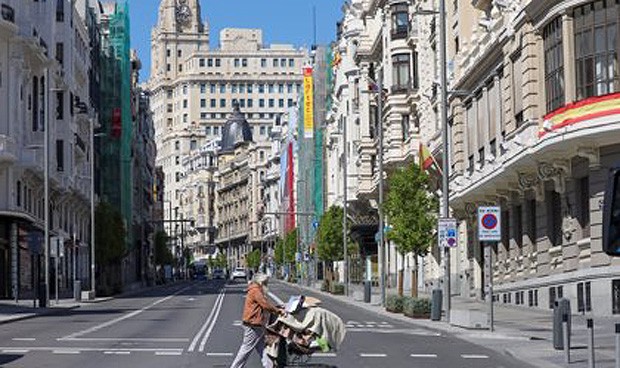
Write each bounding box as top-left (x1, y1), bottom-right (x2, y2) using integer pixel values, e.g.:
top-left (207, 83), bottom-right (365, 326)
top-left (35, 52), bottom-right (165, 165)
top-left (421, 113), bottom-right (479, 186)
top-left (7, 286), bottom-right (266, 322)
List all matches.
top-left (0, 280), bottom-right (529, 368)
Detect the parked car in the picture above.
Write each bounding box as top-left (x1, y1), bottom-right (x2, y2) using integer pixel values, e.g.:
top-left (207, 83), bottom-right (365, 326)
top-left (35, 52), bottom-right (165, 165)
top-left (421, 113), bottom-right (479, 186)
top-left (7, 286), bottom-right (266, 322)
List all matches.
top-left (212, 269), bottom-right (225, 280)
top-left (231, 267), bottom-right (247, 280)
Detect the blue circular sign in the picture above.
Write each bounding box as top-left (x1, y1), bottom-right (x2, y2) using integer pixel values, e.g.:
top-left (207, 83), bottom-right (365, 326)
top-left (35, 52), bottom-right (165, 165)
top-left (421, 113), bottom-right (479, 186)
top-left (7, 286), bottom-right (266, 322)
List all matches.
top-left (482, 214), bottom-right (498, 230)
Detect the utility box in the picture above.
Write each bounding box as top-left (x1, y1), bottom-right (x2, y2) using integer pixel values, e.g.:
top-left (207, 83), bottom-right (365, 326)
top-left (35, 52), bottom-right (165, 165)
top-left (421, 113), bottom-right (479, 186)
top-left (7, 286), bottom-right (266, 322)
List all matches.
top-left (363, 281), bottom-right (371, 303)
top-left (431, 289), bottom-right (443, 321)
top-left (73, 280), bottom-right (81, 302)
top-left (553, 298), bottom-right (571, 350)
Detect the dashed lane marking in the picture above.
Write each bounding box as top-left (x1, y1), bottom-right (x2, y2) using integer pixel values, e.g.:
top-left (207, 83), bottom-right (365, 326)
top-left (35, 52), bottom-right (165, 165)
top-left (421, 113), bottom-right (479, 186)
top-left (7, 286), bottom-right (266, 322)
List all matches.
top-left (461, 354), bottom-right (489, 359)
top-left (52, 350), bottom-right (81, 355)
top-left (61, 337), bottom-right (189, 343)
top-left (155, 351), bottom-right (183, 356)
top-left (206, 352), bottom-right (234, 357)
top-left (360, 353), bottom-right (387, 357)
top-left (104, 351), bottom-right (131, 355)
top-left (11, 338), bottom-right (36, 342)
top-left (313, 352), bottom-right (337, 357)
top-left (410, 354), bottom-right (438, 358)
top-left (2, 349), bottom-right (29, 354)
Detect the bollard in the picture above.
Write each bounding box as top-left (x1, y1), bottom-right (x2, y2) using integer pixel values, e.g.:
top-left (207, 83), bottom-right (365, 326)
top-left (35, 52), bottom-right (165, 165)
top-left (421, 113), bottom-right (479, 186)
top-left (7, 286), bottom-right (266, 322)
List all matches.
top-left (587, 318), bottom-right (595, 368)
top-left (563, 314), bottom-right (570, 364)
top-left (615, 323), bottom-right (620, 368)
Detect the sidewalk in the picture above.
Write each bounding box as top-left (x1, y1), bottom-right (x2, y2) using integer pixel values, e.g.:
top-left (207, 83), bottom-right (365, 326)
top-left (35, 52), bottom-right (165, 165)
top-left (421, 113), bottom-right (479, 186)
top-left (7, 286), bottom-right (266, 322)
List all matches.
top-left (281, 280), bottom-right (618, 368)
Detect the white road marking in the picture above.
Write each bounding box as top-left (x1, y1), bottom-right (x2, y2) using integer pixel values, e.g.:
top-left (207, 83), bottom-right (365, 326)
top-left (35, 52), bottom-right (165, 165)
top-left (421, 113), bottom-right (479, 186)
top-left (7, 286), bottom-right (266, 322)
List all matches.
top-left (377, 324), bottom-right (394, 328)
top-left (410, 353), bottom-right (438, 358)
top-left (198, 289), bottom-right (227, 352)
top-left (2, 349), bottom-right (29, 354)
top-left (11, 338), bottom-right (36, 342)
top-left (462, 354), bottom-right (489, 359)
top-left (156, 351), bottom-right (183, 356)
top-left (206, 352), bottom-right (234, 357)
top-left (360, 353), bottom-right (387, 357)
top-left (347, 328), bottom-right (440, 336)
top-left (60, 285), bottom-right (192, 341)
top-left (53, 350), bottom-right (81, 355)
top-left (188, 289), bottom-right (225, 352)
top-left (267, 291), bottom-right (284, 305)
top-left (63, 337), bottom-right (189, 343)
top-left (313, 352), bottom-right (337, 357)
top-left (104, 351), bottom-right (131, 355)
top-left (0, 347), bottom-right (183, 353)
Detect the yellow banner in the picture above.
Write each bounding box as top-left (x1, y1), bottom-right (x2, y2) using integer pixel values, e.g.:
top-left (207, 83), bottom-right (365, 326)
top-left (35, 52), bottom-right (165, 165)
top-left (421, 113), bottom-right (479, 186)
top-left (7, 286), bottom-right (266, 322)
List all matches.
top-left (303, 67), bottom-right (314, 139)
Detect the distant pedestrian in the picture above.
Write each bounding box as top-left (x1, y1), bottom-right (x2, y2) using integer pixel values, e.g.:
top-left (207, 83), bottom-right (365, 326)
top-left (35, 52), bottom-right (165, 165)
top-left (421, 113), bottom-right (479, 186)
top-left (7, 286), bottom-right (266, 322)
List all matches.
top-left (230, 273), bottom-right (283, 368)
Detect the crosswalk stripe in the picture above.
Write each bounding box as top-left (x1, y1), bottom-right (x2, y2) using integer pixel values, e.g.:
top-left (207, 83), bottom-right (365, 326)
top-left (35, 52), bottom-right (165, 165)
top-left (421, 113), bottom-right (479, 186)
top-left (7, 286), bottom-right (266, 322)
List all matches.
top-left (410, 353), bottom-right (437, 358)
top-left (360, 353), bottom-right (387, 357)
top-left (206, 352), bottom-right (234, 357)
top-left (462, 354), bottom-right (489, 359)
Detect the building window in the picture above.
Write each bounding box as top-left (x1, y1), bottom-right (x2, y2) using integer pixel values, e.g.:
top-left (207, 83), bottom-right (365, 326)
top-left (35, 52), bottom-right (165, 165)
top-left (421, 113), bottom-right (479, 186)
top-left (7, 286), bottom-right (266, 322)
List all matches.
top-left (577, 281), bottom-right (592, 312)
top-left (55, 43), bottom-right (64, 67)
top-left (56, 0), bottom-right (64, 22)
top-left (529, 289), bottom-right (539, 307)
top-left (511, 50), bottom-right (524, 126)
top-left (391, 3), bottom-right (409, 39)
top-left (287, 99), bottom-right (293, 107)
top-left (205, 126), bottom-right (212, 135)
top-left (544, 17), bottom-right (565, 113)
top-left (287, 83), bottom-right (294, 93)
top-left (288, 58), bottom-right (295, 67)
top-left (232, 84), bottom-right (238, 93)
top-left (280, 58), bottom-right (286, 67)
top-left (220, 84), bottom-right (226, 93)
top-left (167, 90), bottom-right (173, 99)
top-left (269, 99), bottom-right (274, 108)
top-left (248, 99), bottom-right (253, 108)
top-left (273, 58), bottom-right (278, 67)
top-left (56, 140), bottom-right (64, 172)
top-left (207, 58), bottom-right (213, 67)
top-left (278, 99), bottom-right (284, 108)
top-left (239, 84), bottom-right (245, 94)
top-left (578, 176), bottom-right (591, 238)
top-left (527, 199), bottom-right (537, 245)
top-left (547, 190), bottom-right (562, 246)
top-left (175, 156), bottom-right (180, 165)
top-left (549, 286), bottom-right (564, 309)
top-left (210, 99), bottom-right (216, 108)
top-left (260, 126), bottom-right (266, 135)
top-left (239, 99), bottom-right (245, 108)
top-left (515, 205), bottom-right (523, 248)
top-left (278, 84), bottom-right (284, 93)
top-left (16, 181), bottom-right (21, 207)
top-left (183, 99), bottom-right (188, 108)
top-left (261, 58), bottom-right (267, 67)
top-left (259, 84), bottom-right (265, 93)
top-left (200, 112), bottom-right (207, 120)
top-left (178, 64), bottom-right (183, 72)
top-left (167, 49), bottom-right (171, 58)
top-left (175, 141), bottom-right (180, 150)
top-left (268, 84), bottom-right (275, 93)
top-left (242, 58), bottom-right (248, 67)
top-left (199, 58), bottom-right (205, 67)
top-left (178, 49), bottom-right (182, 57)
top-left (200, 99), bottom-right (206, 108)
top-left (401, 114), bottom-right (410, 141)
top-left (190, 140), bottom-right (197, 150)
top-left (392, 53), bottom-right (411, 92)
top-left (210, 83), bottom-right (216, 93)
top-left (259, 99), bottom-right (265, 108)
top-left (214, 126), bottom-right (219, 135)
top-left (183, 113), bottom-right (188, 123)
top-left (234, 58), bottom-right (240, 67)
top-left (574, 1), bottom-right (620, 100)
top-left (613, 279), bottom-right (620, 314)
top-left (501, 209), bottom-right (510, 251)
top-left (220, 99), bottom-right (226, 107)
top-left (55, 91), bottom-right (64, 120)
top-left (183, 85), bottom-right (188, 95)
top-left (215, 58), bottom-right (221, 67)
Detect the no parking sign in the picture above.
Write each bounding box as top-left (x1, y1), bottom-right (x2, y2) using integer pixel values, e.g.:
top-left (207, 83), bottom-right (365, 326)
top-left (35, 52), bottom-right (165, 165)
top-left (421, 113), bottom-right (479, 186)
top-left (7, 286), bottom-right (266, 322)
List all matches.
top-left (478, 206), bottom-right (501, 241)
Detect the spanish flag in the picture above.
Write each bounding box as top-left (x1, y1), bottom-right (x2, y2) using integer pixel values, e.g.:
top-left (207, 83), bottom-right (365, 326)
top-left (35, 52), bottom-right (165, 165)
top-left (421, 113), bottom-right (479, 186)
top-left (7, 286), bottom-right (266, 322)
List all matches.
top-left (419, 142), bottom-right (442, 175)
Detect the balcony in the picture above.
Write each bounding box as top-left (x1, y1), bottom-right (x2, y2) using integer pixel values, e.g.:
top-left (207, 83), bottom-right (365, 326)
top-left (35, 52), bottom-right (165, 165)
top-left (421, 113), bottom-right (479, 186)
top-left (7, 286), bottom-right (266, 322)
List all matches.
top-left (0, 135), bottom-right (17, 165)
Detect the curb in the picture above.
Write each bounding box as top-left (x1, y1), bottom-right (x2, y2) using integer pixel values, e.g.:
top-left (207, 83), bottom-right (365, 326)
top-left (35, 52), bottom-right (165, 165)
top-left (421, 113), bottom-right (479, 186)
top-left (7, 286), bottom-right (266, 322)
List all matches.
top-left (0, 305), bottom-right (81, 325)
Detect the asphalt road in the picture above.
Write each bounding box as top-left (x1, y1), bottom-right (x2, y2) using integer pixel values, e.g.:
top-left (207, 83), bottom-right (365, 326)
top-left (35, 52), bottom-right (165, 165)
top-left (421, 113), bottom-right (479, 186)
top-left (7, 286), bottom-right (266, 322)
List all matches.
top-left (0, 279), bottom-right (530, 367)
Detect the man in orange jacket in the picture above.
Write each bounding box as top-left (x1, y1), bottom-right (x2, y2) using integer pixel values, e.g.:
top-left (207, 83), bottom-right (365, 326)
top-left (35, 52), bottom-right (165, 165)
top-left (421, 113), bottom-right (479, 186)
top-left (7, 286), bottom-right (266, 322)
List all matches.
top-left (231, 273), bottom-right (283, 368)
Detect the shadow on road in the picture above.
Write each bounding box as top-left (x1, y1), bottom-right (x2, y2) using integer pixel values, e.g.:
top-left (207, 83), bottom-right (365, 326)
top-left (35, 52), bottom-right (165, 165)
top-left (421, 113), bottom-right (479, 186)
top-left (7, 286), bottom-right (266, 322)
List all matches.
top-left (0, 354), bottom-right (23, 365)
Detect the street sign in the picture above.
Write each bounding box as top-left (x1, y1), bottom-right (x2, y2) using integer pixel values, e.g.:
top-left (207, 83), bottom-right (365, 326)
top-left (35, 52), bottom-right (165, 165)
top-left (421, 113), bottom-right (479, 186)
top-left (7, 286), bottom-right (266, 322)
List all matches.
top-left (478, 206), bottom-right (501, 241)
top-left (312, 220), bottom-right (319, 230)
top-left (438, 218), bottom-right (458, 248)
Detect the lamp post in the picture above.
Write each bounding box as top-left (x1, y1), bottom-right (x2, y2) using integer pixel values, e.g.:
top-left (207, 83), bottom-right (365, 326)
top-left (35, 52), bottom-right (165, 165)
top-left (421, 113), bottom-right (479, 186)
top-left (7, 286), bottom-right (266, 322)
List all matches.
top-left (342, 113), bottom-right (349, 297)
top-left (43, 68), bottom-right (50, 308)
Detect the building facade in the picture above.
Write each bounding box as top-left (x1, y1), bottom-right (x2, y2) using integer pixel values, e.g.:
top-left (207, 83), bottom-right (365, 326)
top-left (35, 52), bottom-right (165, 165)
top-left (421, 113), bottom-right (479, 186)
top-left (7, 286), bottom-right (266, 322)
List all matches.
top-left (0, 0), bottom-right (97, 299)
top-left (147, 0), bottom-right (306, 259)
top-left (439, 0), bottom-right (620, 316)
top-left (325, 0), bottom-right (437, 289)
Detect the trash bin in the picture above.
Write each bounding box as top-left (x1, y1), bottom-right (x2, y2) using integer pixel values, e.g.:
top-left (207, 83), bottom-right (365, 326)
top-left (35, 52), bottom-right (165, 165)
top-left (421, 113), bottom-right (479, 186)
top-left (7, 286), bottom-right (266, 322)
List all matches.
top-left (73, 280), bottom-right (82, 302)
top-left (363, 281), bottom-right (371, 303)
top-left (553, 298), bottom-right (571, 350)
top-left (431, 289), bottom-right (443, 321)
top-left (38, 283), bottom-right (47, 308)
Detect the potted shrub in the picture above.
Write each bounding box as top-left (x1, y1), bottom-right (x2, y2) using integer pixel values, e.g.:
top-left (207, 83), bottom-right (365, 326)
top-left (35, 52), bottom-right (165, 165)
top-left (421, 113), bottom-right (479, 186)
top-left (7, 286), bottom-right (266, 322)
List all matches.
top-left (330, 283), bottom-right (345, 295)
top-left (386, 295), bottom-right (405, 313)
top-left (404, 297), bottom-right (431, 318)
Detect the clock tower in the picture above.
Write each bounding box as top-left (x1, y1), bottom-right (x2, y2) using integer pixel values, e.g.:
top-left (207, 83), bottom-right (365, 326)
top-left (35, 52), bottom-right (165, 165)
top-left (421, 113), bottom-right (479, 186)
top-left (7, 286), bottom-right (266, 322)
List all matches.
top-left (150, 0), bottom-right (209, 79)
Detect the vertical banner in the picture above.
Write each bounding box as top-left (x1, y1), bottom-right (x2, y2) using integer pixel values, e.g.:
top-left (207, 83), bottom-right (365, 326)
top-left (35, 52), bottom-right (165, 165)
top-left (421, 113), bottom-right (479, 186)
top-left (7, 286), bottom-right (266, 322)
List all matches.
top-left (303, 66), bottom-right (314, 139)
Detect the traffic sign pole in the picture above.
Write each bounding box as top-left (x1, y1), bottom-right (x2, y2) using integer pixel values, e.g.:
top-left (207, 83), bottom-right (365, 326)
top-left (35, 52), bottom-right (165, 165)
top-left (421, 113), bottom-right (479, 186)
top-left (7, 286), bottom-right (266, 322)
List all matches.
top-left (485, 242), bottom-right (494, 332)
top-left (478, 206), bottom-right (500, 332)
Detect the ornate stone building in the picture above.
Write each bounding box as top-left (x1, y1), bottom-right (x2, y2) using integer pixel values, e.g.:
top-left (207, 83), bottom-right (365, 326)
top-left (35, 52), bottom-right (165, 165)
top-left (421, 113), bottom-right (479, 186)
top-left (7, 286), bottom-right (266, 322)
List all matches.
top-left (442, 0), bottom-right (620, 316)
top-left (147, 0), bottom-right (306, 257)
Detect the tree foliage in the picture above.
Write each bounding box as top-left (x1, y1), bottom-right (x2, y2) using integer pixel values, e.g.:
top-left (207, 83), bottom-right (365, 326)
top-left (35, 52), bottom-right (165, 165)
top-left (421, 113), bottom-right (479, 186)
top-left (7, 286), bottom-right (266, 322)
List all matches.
top-left (274, 229), bottom-right (297, 266)
top-left (154, 230), bottom-right (173, 266)
top-left (95, 202), bottom-right (126, 266)
top-left (214, 251), bottom-right (228, 269)
top-left (316, 206), bottom-right (348, 262)
top-left (384, 162), bottom-right (438, 260)
top-left (246, 249), bottom-right (261, 271)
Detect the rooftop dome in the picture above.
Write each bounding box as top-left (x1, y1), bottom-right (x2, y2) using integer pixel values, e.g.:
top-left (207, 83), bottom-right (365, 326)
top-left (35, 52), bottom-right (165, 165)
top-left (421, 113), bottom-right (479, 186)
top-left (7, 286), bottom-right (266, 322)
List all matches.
top-left (220, 102), bottom-right (253, 153)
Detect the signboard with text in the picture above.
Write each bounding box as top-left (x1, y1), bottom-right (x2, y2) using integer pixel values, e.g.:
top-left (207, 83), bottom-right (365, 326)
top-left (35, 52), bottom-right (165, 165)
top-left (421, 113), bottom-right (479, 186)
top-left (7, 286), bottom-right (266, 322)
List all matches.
top-left (478, 206), bottom-right (501, 241)
top-left (438, 218), bottom-right (458, 248)
top-left (303, 66), bottom-right (314, 138)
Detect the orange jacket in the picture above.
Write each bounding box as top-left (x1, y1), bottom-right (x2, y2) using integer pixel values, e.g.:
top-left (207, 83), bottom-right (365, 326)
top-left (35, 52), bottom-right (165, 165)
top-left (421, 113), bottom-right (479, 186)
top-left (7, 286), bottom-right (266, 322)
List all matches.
top-left (242, 283), bottom-right (279, 326)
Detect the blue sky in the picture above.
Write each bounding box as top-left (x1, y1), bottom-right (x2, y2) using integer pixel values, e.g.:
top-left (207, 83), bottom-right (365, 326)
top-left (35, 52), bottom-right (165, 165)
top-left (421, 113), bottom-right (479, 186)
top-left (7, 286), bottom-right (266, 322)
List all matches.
top-left (129, 0), bottom-right (344, 81)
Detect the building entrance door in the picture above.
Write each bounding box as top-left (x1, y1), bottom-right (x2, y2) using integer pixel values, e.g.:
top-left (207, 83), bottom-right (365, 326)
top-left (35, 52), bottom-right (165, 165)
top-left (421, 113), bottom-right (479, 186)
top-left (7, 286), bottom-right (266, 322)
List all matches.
top-left (0, 247), bottom-right (9, 299)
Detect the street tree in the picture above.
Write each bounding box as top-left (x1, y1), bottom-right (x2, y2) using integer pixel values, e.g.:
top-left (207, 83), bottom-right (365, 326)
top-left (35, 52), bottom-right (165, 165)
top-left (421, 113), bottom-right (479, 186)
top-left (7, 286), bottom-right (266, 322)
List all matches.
top-left (154, 230), bottom-right (173, 266)
top-left (246, 249), bottom-right (261, 272)
top-left (316, 206), bottom-right (355, 284)
top-left (384, 162), bottom-right (438, 297)
top-left (274, 229), bottom-right (297, 277)
top-left (95, 202), bottom-right (126, 295)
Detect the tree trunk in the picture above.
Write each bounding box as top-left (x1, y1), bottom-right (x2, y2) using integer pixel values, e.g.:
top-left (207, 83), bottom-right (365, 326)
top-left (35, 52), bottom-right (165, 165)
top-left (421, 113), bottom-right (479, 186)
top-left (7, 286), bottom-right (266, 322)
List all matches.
top-left (411, 256), bottom-right (419, 298)
top-left (397, 270), bottom-right (404, 296)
